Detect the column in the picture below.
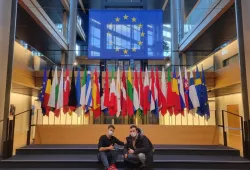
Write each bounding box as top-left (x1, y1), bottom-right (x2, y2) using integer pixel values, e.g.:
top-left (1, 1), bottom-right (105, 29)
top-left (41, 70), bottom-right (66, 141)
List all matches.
top-left (235, 0), bottom-right (250, 158)
top-left (170, 0), bottom-right (180, 65)
top-left (0, 0), bottom-right (18, 153)
top-left (67, 0), bottom-right (78, 66)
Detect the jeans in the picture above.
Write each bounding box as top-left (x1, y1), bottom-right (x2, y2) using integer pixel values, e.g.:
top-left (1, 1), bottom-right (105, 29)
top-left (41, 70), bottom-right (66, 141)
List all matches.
top-left (126, 153), bottom-right (146, 165)
top-left (98, 150), bottom-right (118, 169)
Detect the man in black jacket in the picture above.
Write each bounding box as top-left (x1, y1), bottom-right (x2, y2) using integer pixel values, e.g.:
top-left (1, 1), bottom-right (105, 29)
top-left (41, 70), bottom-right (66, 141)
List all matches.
top-left (98, 125), bottom-right (124, 170)
top-left (124, 125), bottom-right (153, 169)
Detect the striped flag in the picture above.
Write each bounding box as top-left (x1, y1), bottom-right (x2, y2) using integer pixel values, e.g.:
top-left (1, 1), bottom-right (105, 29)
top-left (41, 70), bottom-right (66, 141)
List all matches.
top-left (109, 68), bottom-right (117, 116)
top-left (80, 68), bottom-right (87, 112)
top-left (143, 67), bottom-right (150, 115)
top-left (160, 67), bottom-right (167, 116)
top-left (104, 69), bottom-right (110, 109)
top-left (166, 67), bottom-right (174, 115)
top-left (178, 67), bottom-right (186, 114)
top-left (63, 69), bottom-right (70, 113)
top-left (75, 68), bottom-right (82, 116)
top-left (149, 69), bottom-right (156, 113)
top-left (138, 69), bottom-right (144, 116)
top-left (39, 68), bottom-right (47, 116)
top-left (121, 70), bottom-right (127, 117)
top-left (68, 67), bottom-right (77, 114)
top-left (195, 67), bottom-right (203, 116)
top-left (127, 67), bottom-right (134, 116)
top-left (172, 67), bottom-right (181, 115)
top-left (48, 67), bottom-right (58, 111)
top-left (85, 70), bottom-right (92, 113)
top-left (116, 67), bottom-right (121, 117)
top-left (133, 69), bottom-right (140, 112)
top-left (55, 68), bottom-right (64, 117)
top-left (188, 70), bottom-right (200, 110)
top-left (92, 69), bottom-right (101, 118)
top-left (184, 67), bottom-right (190, 111)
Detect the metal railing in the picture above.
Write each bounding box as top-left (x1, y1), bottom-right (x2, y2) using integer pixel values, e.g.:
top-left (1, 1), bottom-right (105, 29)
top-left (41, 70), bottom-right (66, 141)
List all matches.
top-left (218, 110), bottom-right (245, 157)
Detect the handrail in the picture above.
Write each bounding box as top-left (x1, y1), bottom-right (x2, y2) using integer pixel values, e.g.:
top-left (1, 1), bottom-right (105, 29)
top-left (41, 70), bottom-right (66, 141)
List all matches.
top-left (222, 110), bottom-right (243, 118)
top-left (14, 109), bottom-right (32, 117)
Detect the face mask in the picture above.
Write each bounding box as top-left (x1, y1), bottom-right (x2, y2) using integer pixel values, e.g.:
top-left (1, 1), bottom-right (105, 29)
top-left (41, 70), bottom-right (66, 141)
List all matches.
top-left (130, 132), bottom-right (137, 138)
top-left (108, 130), bottom-right (114, 136)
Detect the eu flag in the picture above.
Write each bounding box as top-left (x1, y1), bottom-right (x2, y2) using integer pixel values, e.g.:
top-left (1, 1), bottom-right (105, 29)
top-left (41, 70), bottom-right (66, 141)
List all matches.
top-left (39, 68), bottom-right (47, 115)
top-left (88, 10), bottom-right (163, 59)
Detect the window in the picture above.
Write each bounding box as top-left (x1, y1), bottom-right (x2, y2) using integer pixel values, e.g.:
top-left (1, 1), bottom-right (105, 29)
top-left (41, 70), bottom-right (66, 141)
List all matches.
top-left (223, 54), bottom-right (239, 67)
top-left (76, 44), bottom-right (80, 56)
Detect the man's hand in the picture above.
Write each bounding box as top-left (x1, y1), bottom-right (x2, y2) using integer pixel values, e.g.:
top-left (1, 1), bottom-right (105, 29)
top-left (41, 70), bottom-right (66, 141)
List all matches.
top-left (124, 154), bottom-right (128, 159)
top-left (128, 148), bottom-right (134, 154)
top-left (109, 145), bottom-right (114, 150)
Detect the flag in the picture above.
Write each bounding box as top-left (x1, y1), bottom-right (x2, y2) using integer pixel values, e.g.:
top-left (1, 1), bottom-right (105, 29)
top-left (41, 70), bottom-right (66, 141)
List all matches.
top-left (138, 68), bottom-right (144, 116)
top-left (184, 67), bottom-right (190, 111)
top-left (143, 67), bottom-right (150, 115)
top-left (155, 68), bottom-right (162, 110)
top-left (149, 69), bottom-right (156, 114)
top-left (68, 67), bottom-right (77, 113)
top-left (55, 68), bottom-right (64, 117)
top-left (116, 67), bottom-right (121, 117)
top-left (101, 69), bottom-right (108, 115)
top-left (127, 67), bottom-right (134, 116)
top-left (160, 67), bottom-right (167, 116)
top-left (166, 67), bottom-right (174, 115)
top-left (104, 69), bottom-right (110, 108)
top-left (39, 68), bottom-right (47, 115)
top-left (121, 70), bottom-right (127, 117)
top-left (133, 69), bottom-right (139, 112)
top-left (92, 69), bottom-right (101, 118)
top-left (85, 70), bottom-right (92, 113)
top-left (172, 67), bottom-right (181, 115)
top-left (63, 69), bottom-right (70, 113)
top-left (195, 66), bottom-right (203, 116)
top-left (80, 67), bottom-right (87, 112)
top-left (48, 67), bottom-right (59, 111)
top-left (188, 70), bottom-right (200, 110)
top-left (109, 67), bottom-right (117, 116)
top-left (75, 68), bottom-right (82, 116)
top-left (197, 66), bottom-right (210, 120)
top-left (178, 67), bottom-right (185, 114)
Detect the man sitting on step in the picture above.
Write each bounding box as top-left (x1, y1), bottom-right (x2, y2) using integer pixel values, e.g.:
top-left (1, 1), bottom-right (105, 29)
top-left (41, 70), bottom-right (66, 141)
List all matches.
top-left (124, 125), bottom-right (153, 170)
top-left (98, 124), bottom-right (125, 170)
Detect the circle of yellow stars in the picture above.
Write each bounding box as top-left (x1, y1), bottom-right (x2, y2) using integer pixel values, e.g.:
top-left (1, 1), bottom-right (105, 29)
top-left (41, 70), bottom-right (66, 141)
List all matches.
top-left (107, 14), bottom-right (145, 55)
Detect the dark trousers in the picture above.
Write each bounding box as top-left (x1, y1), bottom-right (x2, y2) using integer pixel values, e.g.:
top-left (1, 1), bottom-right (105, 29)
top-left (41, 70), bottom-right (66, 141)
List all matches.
top-left (98, 150), bottom-right (118, 169)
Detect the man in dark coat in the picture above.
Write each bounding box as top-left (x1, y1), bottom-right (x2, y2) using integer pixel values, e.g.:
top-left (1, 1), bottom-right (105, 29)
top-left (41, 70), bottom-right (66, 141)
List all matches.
top-left (124, 125), bottom-right (153, 170)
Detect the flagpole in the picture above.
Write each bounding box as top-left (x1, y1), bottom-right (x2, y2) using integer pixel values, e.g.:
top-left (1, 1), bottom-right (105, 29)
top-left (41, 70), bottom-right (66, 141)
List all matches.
top-left (54, 112), bottom-right (56, 125)
top-left (71, 113), bottom-right (73, 125)
top-left (198, 115), bottom-right (200, 125)
top-left (65, 113), bottom-right (67, 125)
top-left (60, 111), bottom-right (62, 125)
top-left (186, 110), bottom-right (188, 125)
top-left (81, 113), bottom-right (83, 125)
top-left (36, 109), bottom-right (39, 126)
top-left (48, 112), bottom-right (50, 125)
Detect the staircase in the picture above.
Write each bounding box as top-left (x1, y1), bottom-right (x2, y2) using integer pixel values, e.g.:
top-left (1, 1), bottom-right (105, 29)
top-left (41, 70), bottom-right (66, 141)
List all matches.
top-left (0, 144), bottom-right (250, 170)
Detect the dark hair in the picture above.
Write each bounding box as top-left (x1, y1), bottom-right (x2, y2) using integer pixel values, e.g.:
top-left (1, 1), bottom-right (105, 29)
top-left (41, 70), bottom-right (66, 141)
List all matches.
top-left (108, 125), bottom-right (115, 130)
top-left (130, 125), bottom-right (137, 130)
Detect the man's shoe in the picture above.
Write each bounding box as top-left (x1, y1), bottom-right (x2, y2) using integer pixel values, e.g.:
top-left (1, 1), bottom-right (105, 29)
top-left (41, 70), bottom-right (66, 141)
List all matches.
top-left (110, 164), bottom-right (118, 170)
top-left (137, 164), bottom-right (147, 170)
top-left (106, 166), bottom-right (113, 170)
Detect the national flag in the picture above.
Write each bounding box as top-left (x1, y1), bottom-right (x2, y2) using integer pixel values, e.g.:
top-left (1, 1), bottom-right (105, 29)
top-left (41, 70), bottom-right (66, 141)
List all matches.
top-left (104, 69), bottom-right (110, 108)
top-left (92, 69), bottom-right (101, 118)
top-left (172, 67), bottom-right (181, 115)
top-left (55, 68), bottom-right (64, 117)
top-left (184, 67), bottom-right (190, 111)
top-left (188, 70), bottom-right (200, 110)
top-left (121, 70), bottom-right (127, 116)
top-left (127, 67), bottom-right (134, 116)
top-left (178, 67), bottom-right (186, 114)
top-left (195, 66), bottom-right (203, 116)
top-left (63, 69), bottom-right (70, 113)
top-left (166, 67), bottom-right (174, 115)
top-left (143, 67), bottom-right (150, 115)
top-left (100, 70), bottom-right (108, 115)
top-left (116, 67), bottom-right (121, 117)
top-left (160, 67), bottom-right (167, 116)
top-left (39, 68), bottom-right (47, 115)
top-left (149, 69), bottom-right (157, 115)
top-left (197, 66), bottom-right (210, 120)
top-left (155, 68), bottom-right (162, 110)
top-left (68, 67), bottom-right (77, 113)
top-left (138, 69), bottom-right (144, 116)
top-left (75, 68), bottom-right (82, 116)
top-left (85, 70), bottom-right (92, 113)
top-left (133, 69), bottom-right (139, 112)
top-left (48, 67), bottom-right (59, 111)
top-left (80, 67), bottom-right (87, 112)
top-left (109, 67), bottom-right (117, 116)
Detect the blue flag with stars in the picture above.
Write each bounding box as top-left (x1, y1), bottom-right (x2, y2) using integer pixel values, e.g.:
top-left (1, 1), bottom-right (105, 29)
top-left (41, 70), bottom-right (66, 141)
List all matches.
top-left (89, 10), bottom-right (163, 59)
top-left (39, 68), bottom-right (47, 115)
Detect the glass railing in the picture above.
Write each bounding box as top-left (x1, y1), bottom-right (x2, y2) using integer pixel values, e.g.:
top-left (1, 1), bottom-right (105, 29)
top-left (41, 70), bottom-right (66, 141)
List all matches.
top-left (183, 0), bottom-right (220, 37)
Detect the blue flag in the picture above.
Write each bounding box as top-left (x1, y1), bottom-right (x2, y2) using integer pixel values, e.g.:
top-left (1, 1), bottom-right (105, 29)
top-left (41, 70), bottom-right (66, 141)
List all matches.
top-left (39, 68), bottom-right (47, 115)
top-left (89, 10), bottom-right (163, 59)
top-left (76, 68), bottom-right (81, 107)
top-left (195, 67), bottom-right (203, 116)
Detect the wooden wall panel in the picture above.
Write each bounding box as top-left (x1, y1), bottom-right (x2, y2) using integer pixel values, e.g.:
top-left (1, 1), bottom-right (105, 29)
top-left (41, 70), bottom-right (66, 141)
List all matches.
top-left (34, 125), bottom-right (219, 145)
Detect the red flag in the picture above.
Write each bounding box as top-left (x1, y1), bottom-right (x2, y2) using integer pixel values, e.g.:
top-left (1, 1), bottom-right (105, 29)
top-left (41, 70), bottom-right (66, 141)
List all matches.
top-left (155, 68), bottom-right (162, 109)
top-left (109, 68), bottom-right (117, 116)
top-left (104, 69), bottom-right (109, 108)
top-left (92, 70), bottom-right (101, 118)
top-left (121, 70), bottom-right (127, 116)
top-left (63, 69), bottom-right (70, 113)
top-left (143, 68), bottom-right (150, 114)
top-left (166, 68), bottom-right (174, 115)
top-left (139, 69), bottom-right (144, 111)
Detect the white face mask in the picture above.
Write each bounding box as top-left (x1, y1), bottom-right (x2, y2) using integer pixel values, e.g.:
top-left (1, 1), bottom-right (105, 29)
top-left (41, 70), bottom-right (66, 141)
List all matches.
top-left (108, 130), bottom-right (114, 136)
top-left (130, 132), bottom-right (137, 138)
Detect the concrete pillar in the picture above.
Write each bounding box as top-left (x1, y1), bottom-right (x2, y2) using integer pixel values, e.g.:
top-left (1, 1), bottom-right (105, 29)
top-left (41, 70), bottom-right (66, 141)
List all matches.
top-left (0, 0), bottom-right (17, 153)
top-left (235, 0), bottom-right (250, 158)
top-left (67, 0), bottom-right (78, 66)
top-left (170, 0), bottom-right (180, 65)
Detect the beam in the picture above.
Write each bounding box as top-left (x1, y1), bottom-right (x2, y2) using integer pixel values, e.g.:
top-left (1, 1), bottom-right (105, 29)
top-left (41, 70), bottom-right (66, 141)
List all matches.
top-left (79, 0), bottom-right (86, 13)
top-left (162, 0), bottom-right (169, 11)
top-left (61, 0), bottom-right (69, 12)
